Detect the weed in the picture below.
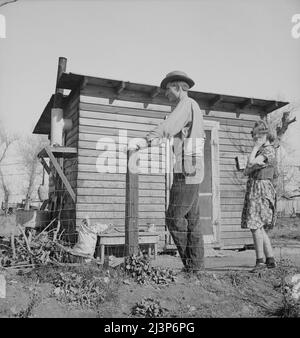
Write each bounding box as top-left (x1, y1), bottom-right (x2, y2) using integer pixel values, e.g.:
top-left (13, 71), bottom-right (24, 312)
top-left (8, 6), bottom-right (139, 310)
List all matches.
top-left (225, 271), bottom-right (250, 287)
top-left (124, 254), bottom-right (176, 285)
top-left (131, 298), bottom-right (166, 318)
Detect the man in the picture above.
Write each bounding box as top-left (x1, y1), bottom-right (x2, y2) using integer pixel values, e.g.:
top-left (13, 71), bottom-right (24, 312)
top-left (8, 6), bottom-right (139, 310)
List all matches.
top-left (130, 71), bottom-right (206, 272)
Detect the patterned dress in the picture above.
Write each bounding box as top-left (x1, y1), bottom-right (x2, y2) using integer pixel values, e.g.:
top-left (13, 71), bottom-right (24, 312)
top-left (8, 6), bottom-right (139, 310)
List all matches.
top-left (241, 145), bottom-right (277, 230)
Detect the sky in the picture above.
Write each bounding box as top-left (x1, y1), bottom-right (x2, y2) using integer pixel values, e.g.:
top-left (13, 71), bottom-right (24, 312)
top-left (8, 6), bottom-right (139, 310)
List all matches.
top-left (0, 0), bottom-right (300, 161)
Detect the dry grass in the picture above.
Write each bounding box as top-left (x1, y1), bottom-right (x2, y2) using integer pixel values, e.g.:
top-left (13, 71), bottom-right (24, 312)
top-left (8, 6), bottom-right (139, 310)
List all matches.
top-left (269, 217), bottom-right (300, 241)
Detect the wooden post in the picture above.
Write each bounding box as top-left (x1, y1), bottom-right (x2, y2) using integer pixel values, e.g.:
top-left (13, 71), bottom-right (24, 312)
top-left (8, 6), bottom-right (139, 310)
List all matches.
top-left (53, 57), bottom-right (67, 218)
top-left (53, 57), bottom-right (67, 108)
top-left (125, 149), bottom-right (139, 256)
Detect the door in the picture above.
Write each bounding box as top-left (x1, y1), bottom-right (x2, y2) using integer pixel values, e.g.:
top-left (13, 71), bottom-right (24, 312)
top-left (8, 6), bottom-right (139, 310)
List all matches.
top-left (165, 120), bottom-right (220, 247)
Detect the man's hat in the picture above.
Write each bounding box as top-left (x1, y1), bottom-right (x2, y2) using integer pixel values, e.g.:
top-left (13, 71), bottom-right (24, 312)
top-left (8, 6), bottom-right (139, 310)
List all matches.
top-left (160, 71), bottom-right (195, 89)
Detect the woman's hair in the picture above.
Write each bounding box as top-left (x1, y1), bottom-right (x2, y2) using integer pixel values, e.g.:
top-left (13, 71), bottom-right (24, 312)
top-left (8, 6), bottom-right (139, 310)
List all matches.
top-left (168, 81), bottom-right (189, 91)
top-left (251, 120), bottom-right (276, 143)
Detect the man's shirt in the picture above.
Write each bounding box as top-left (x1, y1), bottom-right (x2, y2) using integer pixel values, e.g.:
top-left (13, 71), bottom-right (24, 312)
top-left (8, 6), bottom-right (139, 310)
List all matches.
top-left (146, 95), bottom-right (205, 184)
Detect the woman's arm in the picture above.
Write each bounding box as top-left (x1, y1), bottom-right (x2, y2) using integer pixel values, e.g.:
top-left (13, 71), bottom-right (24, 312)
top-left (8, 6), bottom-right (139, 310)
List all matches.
top-left (243, 145), bottom-right (267, 176)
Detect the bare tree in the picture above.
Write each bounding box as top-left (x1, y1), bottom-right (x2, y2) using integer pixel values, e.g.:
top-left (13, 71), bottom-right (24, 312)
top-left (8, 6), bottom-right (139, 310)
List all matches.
top-left (0, 0), bottom-right (18, 8)
top-left (267, 104), bottom-right (298, 195)
top-left (0, 123), bottom-right (18, 212)
top-left (18, 135), bottom-right (49, 209)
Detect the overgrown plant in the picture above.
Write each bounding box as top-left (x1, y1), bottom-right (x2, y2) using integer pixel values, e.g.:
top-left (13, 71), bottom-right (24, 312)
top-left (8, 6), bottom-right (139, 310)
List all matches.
top-left (51, 270), bottom-right (117, 309)
top-left (124, 254), bottom-right (176, 285)
top-left (274, 259), bottom-right (300, 318)
top-left (131, 298), bottom-right (166, 318)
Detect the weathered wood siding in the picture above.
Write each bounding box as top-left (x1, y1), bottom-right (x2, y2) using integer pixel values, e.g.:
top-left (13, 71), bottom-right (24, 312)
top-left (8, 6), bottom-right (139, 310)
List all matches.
top-left (77, 95), bottom-right (168, 246)
top-left (60, 91), bottom-right (79, 240)
top-left (75, 93), bottom-right (261, 249)
top-left (205, 110), bottom-right (260, 248)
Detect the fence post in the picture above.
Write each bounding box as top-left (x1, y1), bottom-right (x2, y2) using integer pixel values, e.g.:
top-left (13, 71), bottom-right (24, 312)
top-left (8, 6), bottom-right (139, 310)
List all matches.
top-left (125, 149), bottom-right (139, 256)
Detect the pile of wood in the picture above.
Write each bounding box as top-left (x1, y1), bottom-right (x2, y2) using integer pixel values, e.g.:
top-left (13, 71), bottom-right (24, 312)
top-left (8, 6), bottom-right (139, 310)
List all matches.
top-left (0, 219), bottom-right (70, 268)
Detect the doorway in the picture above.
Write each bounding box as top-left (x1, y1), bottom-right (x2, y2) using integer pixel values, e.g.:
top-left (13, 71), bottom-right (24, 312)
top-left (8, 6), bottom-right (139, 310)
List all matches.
top-left (165, 120), bottom-right (220, 247)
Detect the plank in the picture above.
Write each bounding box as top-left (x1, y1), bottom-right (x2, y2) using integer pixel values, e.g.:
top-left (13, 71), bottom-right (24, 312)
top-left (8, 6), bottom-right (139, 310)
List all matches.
top-left (219, 131), bottom-right (252, 140)
top-left (220, 225), bottom-right (247, 231)
top-left (76, 211), bottom-right (165, 219)
top-left (202, 109), bottom-right (260, 121)
top-left (78, 140), bottom-right (166, 154)
top-left (79, 117), bottom-right (155, 132)
top-left (220, 158), bottom-right (237, 166)
top-left (77, 163), bottom-right (165, 174)
top-left (221, 218), bottom-right (242, 225)
top-left (77, 148), bottom-right (165, 161)
top-left (220, 182), bottom-right (246, 193)
top-left (79, 125), bottom-right (148, 138)
top-left (77, 180), bottom-right (125, 189)
top-left (219, 164), bottom-right (239, 171)
top-left (221, 198), bottom-right (244, 205)
top-left (76, 203), bottom-right (165, 212)
top-left (219, 137), bottom-right (252, 146)
top-left (220, 171), bottom-right (246, 179)
top-left (221, 211), bottom-right (242, 218)
top-left (221, 204), bottom-right (244, 212)
top-left (125, 150), bottom-right (139, 256)
top-left (76, 204), bottom-right (125, 212)
top-left (77, 172), bottom-right (164, 182)
top-left (76, 187), bottom-right (165, 197)
top-left (220, 124), bottom-right (252, 134)
top-left (220, 153), bottom-right (249, 161)
top-left (79, 100), bottom-right (170, 116)
top-left (78, 157), bottom-right (165, 168)
top-left (77, 180), bottom-right (165, 190)
top-left (76, 195), bottom-right (165, 204)
top-left (76, 218), bottom-right (166, 227)
top-left (79, 132), bottom-right (126, 143)
top-left (205, 116), bottom-right (255, 128)
top-left (219, 144), bottom-right (252, 153)
top-left (44, 146), bottom-right (76, 202)
top-left (220, 177), bottom-right (247, 185)
top-left (80, 109), bottom-right (163, 126)
top-left (78, 157), bottom-right (164, 171)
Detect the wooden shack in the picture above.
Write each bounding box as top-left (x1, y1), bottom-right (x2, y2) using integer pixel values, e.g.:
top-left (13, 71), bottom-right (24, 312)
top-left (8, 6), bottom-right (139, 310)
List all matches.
top-left (33, 58), bottom-right (288, 250)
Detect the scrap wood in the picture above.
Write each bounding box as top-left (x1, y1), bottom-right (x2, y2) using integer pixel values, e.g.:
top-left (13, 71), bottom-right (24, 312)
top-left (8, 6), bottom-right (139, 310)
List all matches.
top-left (35, 218), bottom-right (57, 240)
top-left (17, 225), bottom-right (32, 254)
top-left (10, 234), bottom-right (16, 260)
top-left (53, 242), bottom-right (71, 253)
top-left (4, 263), bottom-right (36, 270)
top-left (52, 220), bottom-right (61, 243)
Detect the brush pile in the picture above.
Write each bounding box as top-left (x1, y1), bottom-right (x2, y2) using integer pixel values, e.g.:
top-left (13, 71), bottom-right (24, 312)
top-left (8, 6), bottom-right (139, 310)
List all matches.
top-left (0, 221), bottom-right (69, 268)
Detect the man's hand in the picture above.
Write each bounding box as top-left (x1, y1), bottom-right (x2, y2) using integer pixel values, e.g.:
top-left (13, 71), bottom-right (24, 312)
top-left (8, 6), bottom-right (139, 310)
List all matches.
top-left (128, 138), bottom-right (148, 151)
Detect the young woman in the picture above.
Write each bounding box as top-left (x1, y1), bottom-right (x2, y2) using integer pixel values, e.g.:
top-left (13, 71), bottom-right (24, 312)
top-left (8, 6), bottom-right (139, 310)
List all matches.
top-left (241, 120), bottom-right (277, 271)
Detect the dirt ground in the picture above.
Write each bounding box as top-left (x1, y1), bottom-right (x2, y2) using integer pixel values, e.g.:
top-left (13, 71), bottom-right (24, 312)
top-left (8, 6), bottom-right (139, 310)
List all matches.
top-left (1, 217), bottom-right (300, 318)
top-left (1, 242), bottom-right (299, 318)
